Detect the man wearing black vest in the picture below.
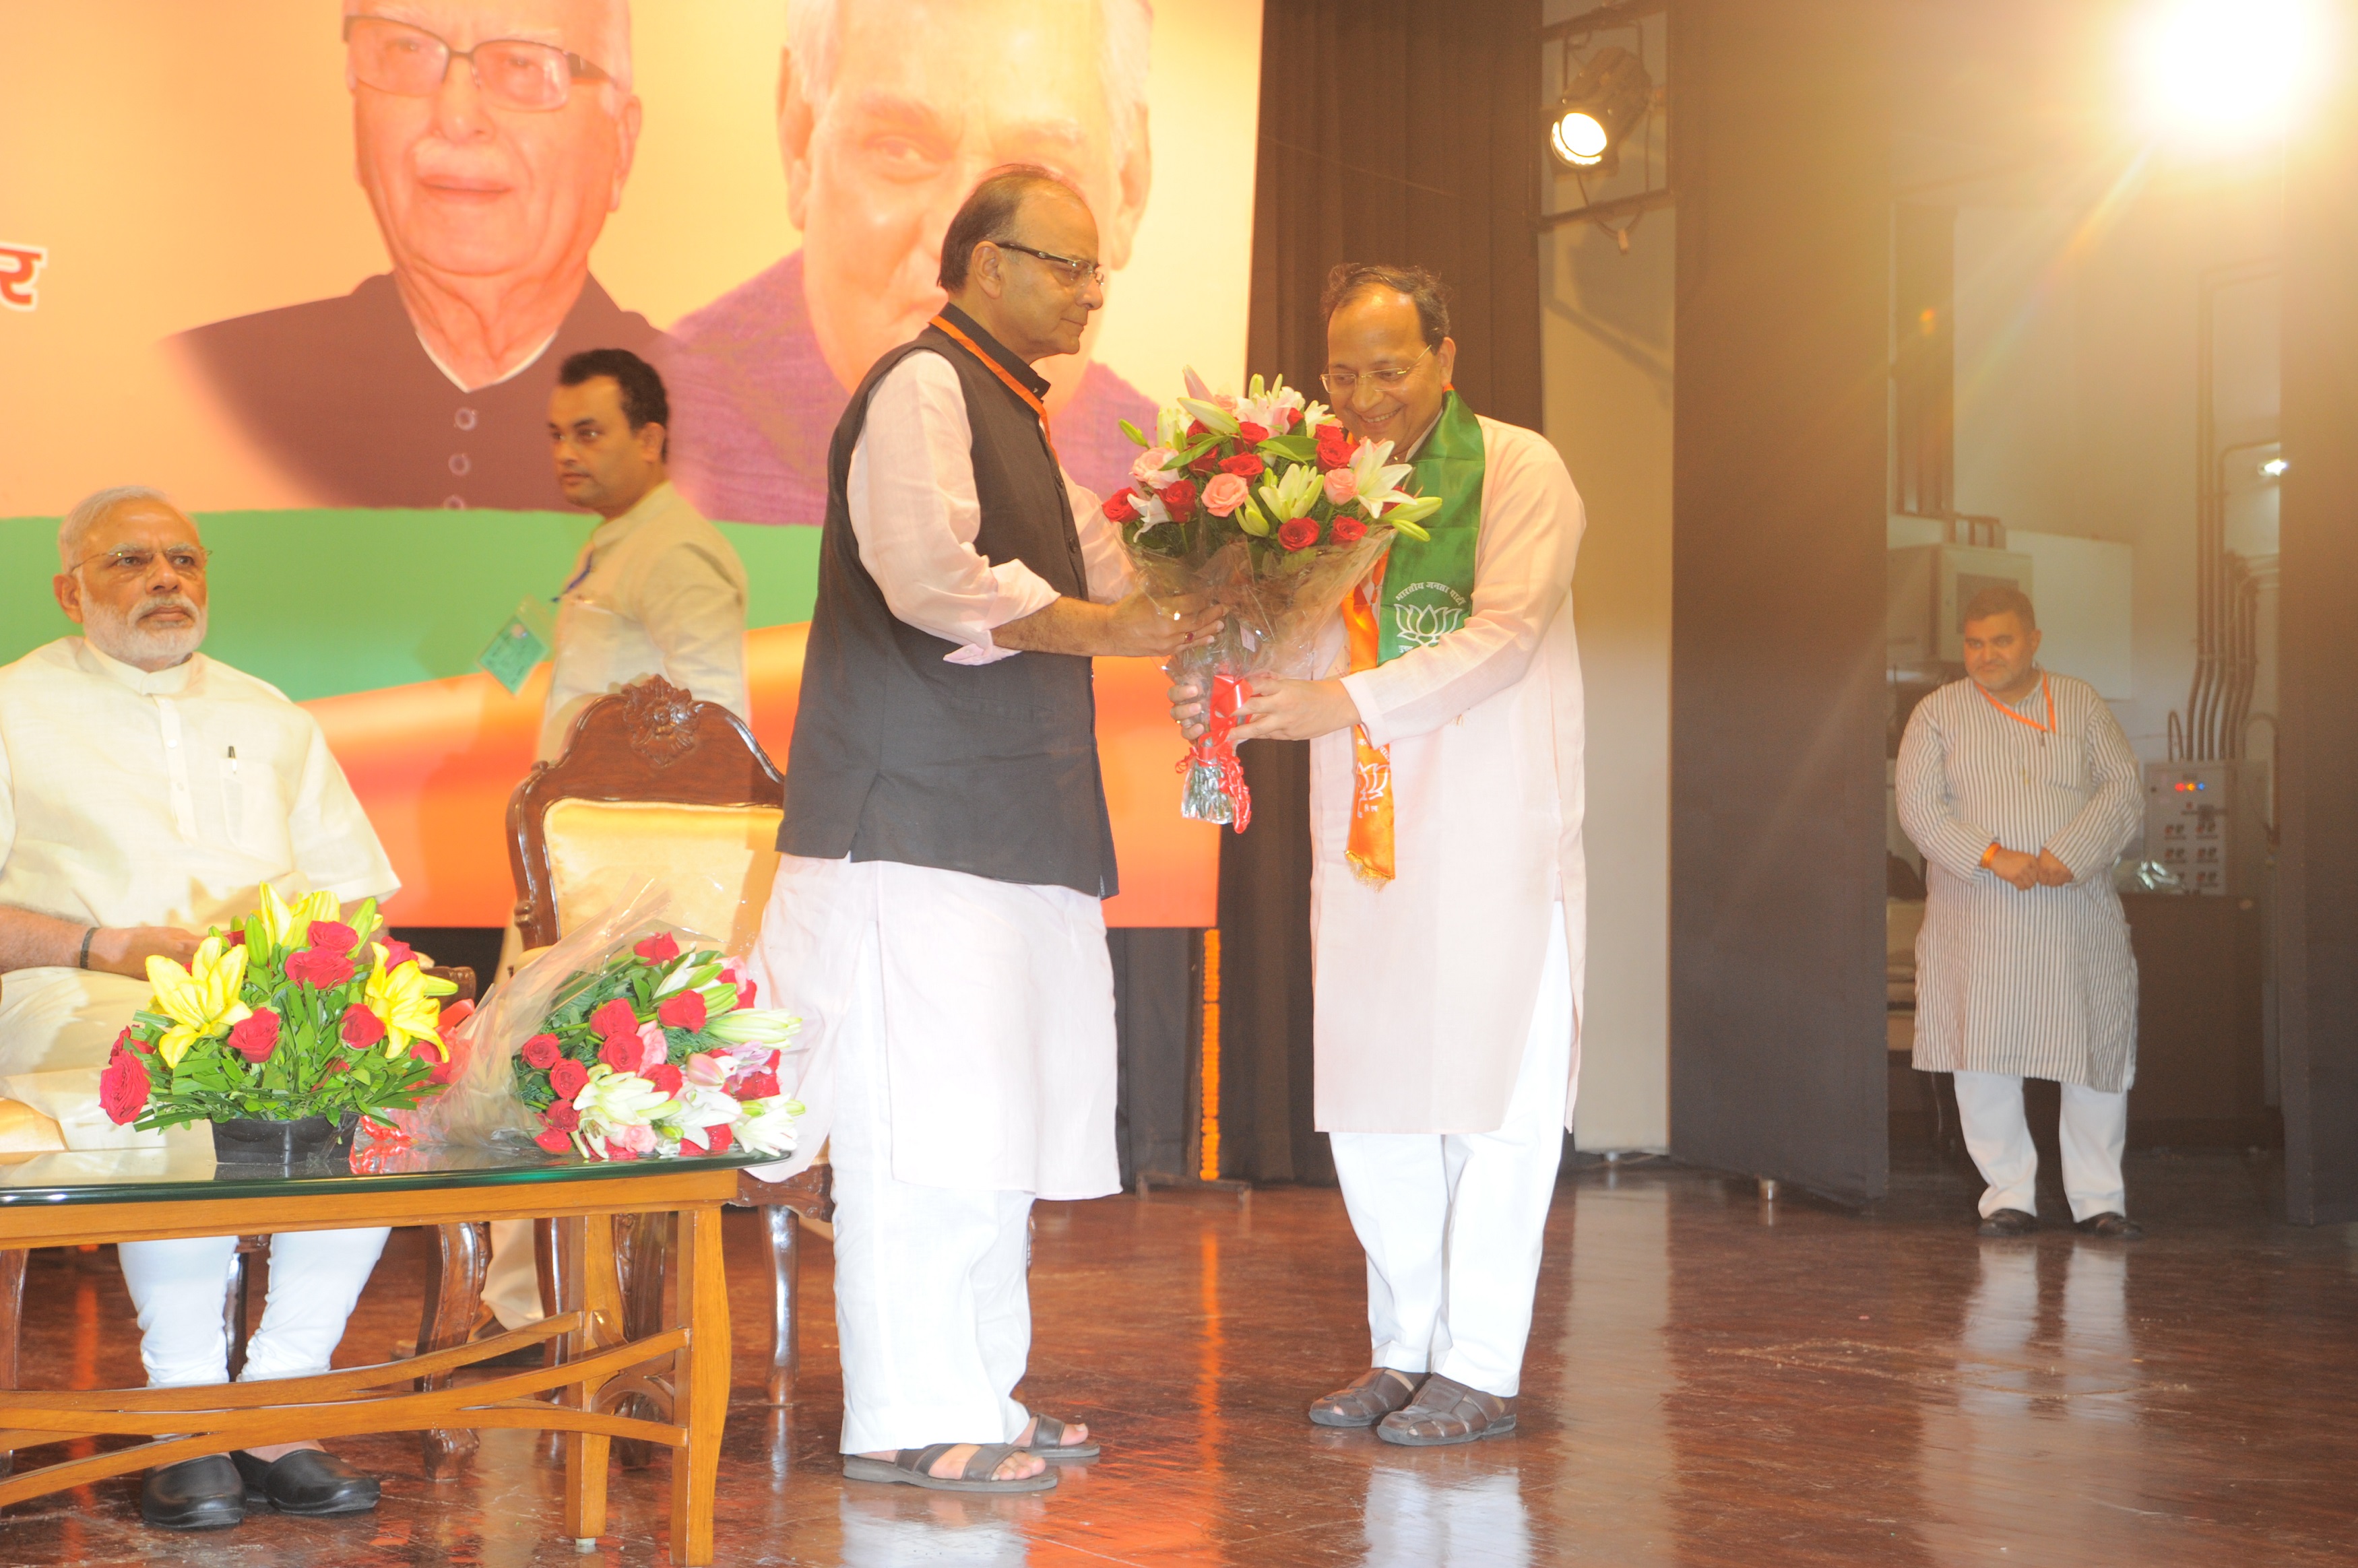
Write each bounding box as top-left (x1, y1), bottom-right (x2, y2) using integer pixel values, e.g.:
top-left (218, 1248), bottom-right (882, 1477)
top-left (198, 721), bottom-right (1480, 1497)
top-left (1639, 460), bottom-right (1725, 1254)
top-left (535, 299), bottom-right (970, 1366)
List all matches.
top-left (746, 167), bottom-right (1215, 1493)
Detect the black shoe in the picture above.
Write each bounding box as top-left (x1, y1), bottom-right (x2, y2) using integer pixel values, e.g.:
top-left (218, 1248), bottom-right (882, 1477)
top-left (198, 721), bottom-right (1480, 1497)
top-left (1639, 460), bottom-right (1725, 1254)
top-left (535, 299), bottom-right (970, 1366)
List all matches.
top-left (2075, 1211), bottom-right (2146, 1240)
top-left (231, 1448), bottom-right (381, 1516)
top-left (1977, 1207), bottom-right (2039, 1237)
top-left (140, 1454), bottom-right (245, 1530)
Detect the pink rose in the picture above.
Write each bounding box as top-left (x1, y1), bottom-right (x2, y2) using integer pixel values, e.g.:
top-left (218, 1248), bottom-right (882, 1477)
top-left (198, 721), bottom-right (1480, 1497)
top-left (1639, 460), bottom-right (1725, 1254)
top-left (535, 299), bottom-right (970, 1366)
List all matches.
top-left (658, 991), bottom-right (707, 1032)
top-left (637, 1020), bottom-right (670, 1071)
top-left (614, 1123), bottom-right (658, 1153)
top-left (1201, 472), bottom-right (1250, 517)
top-left (229, 1010), bottom-right (280, 1065)
top-left (1131, 447), bottom-right (1177, 483)
top-left (340, 1004), bottom-right (387, 1048)
top-left (1322, 469), bottom-right (1359, 506)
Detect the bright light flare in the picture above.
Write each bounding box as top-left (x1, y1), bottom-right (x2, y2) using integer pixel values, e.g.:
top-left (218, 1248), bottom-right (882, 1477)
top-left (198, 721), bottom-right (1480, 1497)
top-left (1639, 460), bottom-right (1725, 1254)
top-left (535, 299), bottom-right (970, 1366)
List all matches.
top-left (1550, 110), bottom-right (1610, 166)
top-left (2133, 0), bottom-right (2324, 152)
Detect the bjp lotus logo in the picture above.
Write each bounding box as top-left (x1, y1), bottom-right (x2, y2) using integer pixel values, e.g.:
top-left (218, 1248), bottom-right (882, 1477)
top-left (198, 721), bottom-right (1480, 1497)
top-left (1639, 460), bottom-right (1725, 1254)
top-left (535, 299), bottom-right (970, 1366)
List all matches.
top-left (1390, 582), bottom-right (1470, 649)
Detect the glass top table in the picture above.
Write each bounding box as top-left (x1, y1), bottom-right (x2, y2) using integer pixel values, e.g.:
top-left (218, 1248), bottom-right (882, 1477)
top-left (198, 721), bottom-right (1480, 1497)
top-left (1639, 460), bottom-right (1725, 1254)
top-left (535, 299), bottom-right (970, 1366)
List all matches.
top-left (0, 1134), bottom-right (775, 1206)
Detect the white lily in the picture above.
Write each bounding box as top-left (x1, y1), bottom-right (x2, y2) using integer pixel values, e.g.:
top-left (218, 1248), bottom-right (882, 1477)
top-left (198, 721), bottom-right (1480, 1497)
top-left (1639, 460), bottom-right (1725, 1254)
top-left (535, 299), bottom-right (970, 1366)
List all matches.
top-left (736, 1095), bottom-right (804, 1158)
top-left (703, 1007), bottom-right (801, 1047)
top-left (1176, 396), bottom-right (1240, 438)
top-left (1256, 462), bottom-right (1325, 522)
top-left (1345, 438), bottom-right (1417, 516)
top-left (573, 1064), bottom-right (680, 1145)
top-left (655, 958), bottom-right (722, 999)
top-left (654, 1083), bottom-right (744, 1144)
top-left (1155, 403), bottom-right (1192, 448)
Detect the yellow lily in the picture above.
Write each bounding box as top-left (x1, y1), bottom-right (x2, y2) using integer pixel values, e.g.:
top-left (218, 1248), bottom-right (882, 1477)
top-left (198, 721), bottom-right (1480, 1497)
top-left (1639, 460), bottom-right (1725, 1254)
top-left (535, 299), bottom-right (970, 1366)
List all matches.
top-left (364, 948), bottom-right (458, 1058)
top-left (254, 884), bottom-right (342, 955)
top-left (146, 937), bottom-right (253, 1069)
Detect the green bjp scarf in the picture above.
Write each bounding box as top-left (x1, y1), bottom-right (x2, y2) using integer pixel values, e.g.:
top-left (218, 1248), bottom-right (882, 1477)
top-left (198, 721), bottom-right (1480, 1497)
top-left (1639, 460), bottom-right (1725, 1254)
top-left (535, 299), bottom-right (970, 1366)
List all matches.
top-left (1376, 390), bottom-right (1487, 665)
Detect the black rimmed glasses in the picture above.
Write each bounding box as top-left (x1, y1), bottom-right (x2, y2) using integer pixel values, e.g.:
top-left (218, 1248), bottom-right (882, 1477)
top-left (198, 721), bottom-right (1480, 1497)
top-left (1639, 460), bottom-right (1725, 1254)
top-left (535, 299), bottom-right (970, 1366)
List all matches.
top-left (993, 242), bottom-right (1106, 290)
top-left (344, 15), bottom-right (612, 112)
top-left (71, 546), bottom-right (212, 581)
top-left (1322, 345), bottom-right (1436, 397)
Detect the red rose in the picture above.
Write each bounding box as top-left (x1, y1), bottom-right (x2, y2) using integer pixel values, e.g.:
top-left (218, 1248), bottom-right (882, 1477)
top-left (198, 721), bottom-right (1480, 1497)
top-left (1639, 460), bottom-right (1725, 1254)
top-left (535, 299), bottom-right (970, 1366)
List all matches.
top-left (1331, 514), bottom-right (1368, 544)
top-left (521, 1033), bottom-right (562, 1070)
top-left (737, 980), bottom-right (759, 1010)
top-left (100, 1057), bottom-right (149, 1125)
top-left (1102, 489), bottom-right (1139, 523)
top-left (598, 1033), bottom-right (640, 1072)
top-left (658, 991), bottom-right (707, 1032)
top-left (534, 1128), bottom-right (573, 1154)
top-left (429, 1052), bottom-right (461, 1085)
top-left (285, 946), bottom-right (354, 988)
top-left (305, 920), bottom-right (360, 956)
top-left (1188, 449), bottom-right (1222, 476)
top-left (737, 1070), bottom-right (782, 1102)
top-left (226, 928), bottom-right (246, 946)
top-left (1278, 517), bottom-right (1320, 551)
top-left (1315, 424), bottom-right (1354, 469)
top-left (340, 1004), bottom-right (387, 1047)
top-left (702, 1124), bottom-right (734, 1155)
top-left (645, 1063), bottom-right (684, 1095)
top-left (590, 998), bottom-right (639, 1041)
top-left (113, 1026), bottom-right (146, 1058)
top-left (604, 1145), bottom-right (639, 1163)
top-left (1220, 454), bottom-right (1265, 479)
top-left (549, 1058), bottom-right (589, 1100)
top-left (1280, 405), bottom-right (1302, 430)
top-left (633, 932), bottom-right (680, 962)
top-left (1160, 478), bottom-right (1199, 521)
top-left (228, 1010), bottom-right (280, 1064)
top-left (379, 938), bottom-right (417, 971)
top-left (1236, 421), bottom-right (1269, 444)
top-left (1184, 420), bottom-right (1207, 439)
top-left (543, 1100), bottom-right (581, 1132)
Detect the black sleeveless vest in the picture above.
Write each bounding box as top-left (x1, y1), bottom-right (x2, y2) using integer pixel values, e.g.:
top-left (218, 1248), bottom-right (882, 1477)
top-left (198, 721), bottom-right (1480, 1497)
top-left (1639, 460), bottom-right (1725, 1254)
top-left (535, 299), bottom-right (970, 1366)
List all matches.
top-left (777, 307), bottom-right (1120, 898)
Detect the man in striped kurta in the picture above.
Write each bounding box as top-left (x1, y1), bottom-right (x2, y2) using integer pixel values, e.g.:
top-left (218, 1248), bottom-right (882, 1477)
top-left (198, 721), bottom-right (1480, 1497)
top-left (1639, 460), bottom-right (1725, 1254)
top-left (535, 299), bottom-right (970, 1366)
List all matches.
top-left (1897, 587), bottom-right (2144, 1239)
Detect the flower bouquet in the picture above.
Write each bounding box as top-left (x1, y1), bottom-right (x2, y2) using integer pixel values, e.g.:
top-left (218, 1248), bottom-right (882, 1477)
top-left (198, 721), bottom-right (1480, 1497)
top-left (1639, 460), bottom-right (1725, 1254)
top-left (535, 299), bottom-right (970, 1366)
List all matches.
top-left (1102, 370), bottom-right (1440, 830)
top-left (506, 930), bottom-right (801, 1162)
top-left (102, 885), bottom-right (461, 1159)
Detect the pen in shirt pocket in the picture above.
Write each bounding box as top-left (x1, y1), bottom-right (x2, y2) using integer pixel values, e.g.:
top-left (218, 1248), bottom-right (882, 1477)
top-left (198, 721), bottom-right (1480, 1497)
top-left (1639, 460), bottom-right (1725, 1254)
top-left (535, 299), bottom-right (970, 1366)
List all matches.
top-left (226, 745), bottom-right (237, 776)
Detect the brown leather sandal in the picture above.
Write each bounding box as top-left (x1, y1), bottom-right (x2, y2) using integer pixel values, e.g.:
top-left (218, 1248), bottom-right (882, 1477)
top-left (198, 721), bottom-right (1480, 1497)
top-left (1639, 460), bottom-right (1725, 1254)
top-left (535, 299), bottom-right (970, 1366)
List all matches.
top-left (1308, 1367), bottom-right (1425, 1428)
top-left (1376, 1374), bottom-right (1517, 1446)
top-left (841, 1443), bottom-right (1056, 1493)
top-left (1021, 1414), bottom-right (1101, 1461)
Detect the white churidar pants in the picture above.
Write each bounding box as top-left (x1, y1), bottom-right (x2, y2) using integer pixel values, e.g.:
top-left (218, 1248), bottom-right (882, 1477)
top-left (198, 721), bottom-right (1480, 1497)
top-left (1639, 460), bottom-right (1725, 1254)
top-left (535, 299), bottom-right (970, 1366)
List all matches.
top-left (115, 1229), bottom-right (391, 1388)
top-left (831, 920), bottom-right (1034, 1455)
top-left (1952, 1070), bottom-right (2129, 1222)
top-left (1329, 903), bottom-right (1574, 1400)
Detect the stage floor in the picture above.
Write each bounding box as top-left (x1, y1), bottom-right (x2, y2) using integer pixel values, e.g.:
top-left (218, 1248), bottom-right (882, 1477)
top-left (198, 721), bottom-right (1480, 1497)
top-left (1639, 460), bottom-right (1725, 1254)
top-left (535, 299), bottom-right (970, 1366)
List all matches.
top-left (5, 1148), bottom-right (2355, 1565)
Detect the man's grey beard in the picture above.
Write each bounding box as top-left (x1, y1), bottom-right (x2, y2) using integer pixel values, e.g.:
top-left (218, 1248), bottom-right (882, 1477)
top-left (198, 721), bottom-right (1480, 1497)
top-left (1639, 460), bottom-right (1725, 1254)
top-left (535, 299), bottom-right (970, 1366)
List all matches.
top-left (82, 594), bottom-right (207, 668)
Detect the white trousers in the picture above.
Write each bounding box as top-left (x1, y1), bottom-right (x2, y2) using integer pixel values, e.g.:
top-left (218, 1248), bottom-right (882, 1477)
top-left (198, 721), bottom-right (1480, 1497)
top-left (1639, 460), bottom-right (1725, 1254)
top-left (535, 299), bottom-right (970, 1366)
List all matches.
top-left (830, 925), bottom-right (1034, 1455)
top-left (116, 1229), bottom-right (391, 1388)
top-left (483, 1220), bottom-right (545, 1331)
top-left (1952, 1070), bottom-right (2129, 1222)
top-left (1329, 904), bottom-right (1574, 1400)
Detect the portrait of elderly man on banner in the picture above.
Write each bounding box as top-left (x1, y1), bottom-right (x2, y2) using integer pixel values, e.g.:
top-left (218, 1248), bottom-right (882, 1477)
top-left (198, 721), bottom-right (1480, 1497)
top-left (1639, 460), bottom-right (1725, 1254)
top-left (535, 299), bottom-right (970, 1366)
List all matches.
top-left (173, 1), bottom-right (660, 510)
top-left (661, 0), bottom-right (1157, 524)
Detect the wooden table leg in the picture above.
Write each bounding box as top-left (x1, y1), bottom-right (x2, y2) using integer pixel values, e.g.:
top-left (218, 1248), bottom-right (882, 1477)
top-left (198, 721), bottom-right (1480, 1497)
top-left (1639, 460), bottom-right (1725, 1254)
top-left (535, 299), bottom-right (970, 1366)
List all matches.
top-left (763, 1206), bottom-right (799, 1406)
top-left (670, 1206), bottom-right (729, 1568)
top-left (612, 1211), bottom-right (673, 1469)
top-left (561, 1212), bottom-right (622, 1548)
top-left (414, 1222), bottom-right (486, 1480)
top-left (0, 1249), bottom-right (24, 1479)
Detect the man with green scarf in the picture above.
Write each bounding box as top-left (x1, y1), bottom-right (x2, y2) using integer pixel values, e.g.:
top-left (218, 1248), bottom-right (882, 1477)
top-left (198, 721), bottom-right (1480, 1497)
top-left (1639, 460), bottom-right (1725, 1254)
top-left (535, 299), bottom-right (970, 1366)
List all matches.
top-left (1173, 264), bottom-right (1586, 1446)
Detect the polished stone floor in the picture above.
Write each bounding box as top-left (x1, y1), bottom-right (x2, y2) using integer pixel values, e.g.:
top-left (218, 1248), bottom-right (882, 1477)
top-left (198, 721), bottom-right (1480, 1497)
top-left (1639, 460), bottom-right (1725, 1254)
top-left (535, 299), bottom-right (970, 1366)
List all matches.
top-left (5, 1147), bottom-right (2357, 1565)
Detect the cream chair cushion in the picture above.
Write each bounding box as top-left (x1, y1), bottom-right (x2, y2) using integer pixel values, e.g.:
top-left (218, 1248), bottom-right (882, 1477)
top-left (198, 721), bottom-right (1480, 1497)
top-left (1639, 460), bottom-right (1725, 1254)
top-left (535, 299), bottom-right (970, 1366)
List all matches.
top-left (543, 799), bottom-right (784, 956)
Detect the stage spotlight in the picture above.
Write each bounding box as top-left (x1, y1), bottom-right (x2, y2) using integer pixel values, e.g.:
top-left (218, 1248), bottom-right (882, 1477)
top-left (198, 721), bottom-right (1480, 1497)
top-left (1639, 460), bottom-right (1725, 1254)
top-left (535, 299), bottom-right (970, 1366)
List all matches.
top-left (1550, 46), bottom-right (1652, 172)
top-left (2133, 0), bottom-right (2322, 152)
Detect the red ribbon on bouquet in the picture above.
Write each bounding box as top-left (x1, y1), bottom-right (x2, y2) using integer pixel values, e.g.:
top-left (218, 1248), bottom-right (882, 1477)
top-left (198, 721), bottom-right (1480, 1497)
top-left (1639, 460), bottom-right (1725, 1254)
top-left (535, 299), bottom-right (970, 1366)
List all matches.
top-left (1179, 670), bottom-right (1253, 833)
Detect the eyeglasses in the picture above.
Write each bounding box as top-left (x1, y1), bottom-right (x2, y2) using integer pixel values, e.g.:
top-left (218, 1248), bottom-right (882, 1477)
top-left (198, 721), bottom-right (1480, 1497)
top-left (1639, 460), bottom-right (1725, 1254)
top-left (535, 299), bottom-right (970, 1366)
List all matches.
top-left (344, 15), bottom-right (611, 113)
top-left (1321, 345), bottom-right (1435, 397)
top-left (992, 242), bottom-right (1106, 290)
top-left (71, 546), bottom-right (212, 580)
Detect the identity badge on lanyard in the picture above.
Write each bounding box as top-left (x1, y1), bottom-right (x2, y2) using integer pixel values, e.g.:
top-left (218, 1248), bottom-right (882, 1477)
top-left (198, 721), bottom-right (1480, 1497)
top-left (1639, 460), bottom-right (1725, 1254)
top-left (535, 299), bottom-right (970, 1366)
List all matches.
top-left (477, 595), bottom-right (559, 696)
top-left (1978, 674), bottom-right (2056, 784)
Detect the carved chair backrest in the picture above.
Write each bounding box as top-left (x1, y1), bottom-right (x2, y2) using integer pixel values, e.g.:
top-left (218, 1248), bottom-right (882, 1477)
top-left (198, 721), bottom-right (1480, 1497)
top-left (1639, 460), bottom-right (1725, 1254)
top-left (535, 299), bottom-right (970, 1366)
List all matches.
top-left (508, 678), bottom-right (786, 954)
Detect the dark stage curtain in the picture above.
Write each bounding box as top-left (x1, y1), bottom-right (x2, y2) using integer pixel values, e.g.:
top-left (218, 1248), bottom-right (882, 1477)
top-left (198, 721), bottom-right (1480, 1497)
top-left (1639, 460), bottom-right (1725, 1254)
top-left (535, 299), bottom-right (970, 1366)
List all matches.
top-left (1218, 0), bottom-right (1543, 1183)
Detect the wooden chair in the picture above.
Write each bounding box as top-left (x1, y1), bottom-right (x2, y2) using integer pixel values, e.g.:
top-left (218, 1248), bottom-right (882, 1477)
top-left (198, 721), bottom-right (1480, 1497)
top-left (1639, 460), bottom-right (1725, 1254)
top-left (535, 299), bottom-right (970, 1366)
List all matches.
top-left (507, 676), bottom-right (831, 1447)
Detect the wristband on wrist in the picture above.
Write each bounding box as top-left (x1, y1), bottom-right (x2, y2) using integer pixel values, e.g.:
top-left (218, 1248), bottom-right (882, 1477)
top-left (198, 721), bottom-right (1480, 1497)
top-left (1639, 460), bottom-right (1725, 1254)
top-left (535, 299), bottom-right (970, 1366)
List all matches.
top-left (77, 926), bottom-right (97, 970)
top-left (1979, 842), bottom-right (2001, 870)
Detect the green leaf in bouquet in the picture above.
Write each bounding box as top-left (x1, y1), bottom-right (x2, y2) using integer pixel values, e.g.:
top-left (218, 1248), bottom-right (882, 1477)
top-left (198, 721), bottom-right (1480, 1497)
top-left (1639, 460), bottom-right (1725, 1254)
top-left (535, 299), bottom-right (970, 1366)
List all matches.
top-left (1259, 434), bottom-right (1316, 463)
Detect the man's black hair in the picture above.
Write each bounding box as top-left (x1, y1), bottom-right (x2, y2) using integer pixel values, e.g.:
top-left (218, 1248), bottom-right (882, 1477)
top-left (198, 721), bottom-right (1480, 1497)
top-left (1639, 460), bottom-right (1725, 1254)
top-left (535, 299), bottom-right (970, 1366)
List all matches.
top-left (558, 348), bottom-right (670, 458)
top-left (1961, 584), bottom-right (2037, 631)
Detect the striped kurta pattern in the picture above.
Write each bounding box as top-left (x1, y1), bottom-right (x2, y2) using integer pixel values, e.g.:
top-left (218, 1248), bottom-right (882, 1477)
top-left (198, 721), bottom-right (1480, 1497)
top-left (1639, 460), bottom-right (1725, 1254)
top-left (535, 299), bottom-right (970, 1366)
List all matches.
top-left (1896, 672), bottom-right (2142, 1092)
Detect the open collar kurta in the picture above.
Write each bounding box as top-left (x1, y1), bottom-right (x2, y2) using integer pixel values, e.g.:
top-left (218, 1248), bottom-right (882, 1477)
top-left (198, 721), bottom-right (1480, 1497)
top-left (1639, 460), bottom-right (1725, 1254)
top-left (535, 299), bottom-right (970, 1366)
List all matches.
top-left (1308, 416), bottom-right (1587, 1135)
top-left (1896, 672), bottom-right (2142, 1091)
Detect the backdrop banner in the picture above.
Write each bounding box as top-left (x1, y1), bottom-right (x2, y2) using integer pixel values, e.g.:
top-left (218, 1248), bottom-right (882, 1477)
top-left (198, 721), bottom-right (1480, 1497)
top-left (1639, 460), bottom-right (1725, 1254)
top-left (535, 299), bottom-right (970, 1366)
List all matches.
top-left (0, 0), bottom-right (1261, 925)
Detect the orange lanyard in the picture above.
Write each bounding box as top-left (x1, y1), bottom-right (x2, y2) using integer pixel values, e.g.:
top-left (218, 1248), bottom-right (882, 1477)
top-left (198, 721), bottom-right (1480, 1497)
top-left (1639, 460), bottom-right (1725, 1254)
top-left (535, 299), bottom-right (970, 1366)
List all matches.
top-left (1977, 674), bottom-right (2056, 735)
top-left (929, 313), bottom-right (1060, 469)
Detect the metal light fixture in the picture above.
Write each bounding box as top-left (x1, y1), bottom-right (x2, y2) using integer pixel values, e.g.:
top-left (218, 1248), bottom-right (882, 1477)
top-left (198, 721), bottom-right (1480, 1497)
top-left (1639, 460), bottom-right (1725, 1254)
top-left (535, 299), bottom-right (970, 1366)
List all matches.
top-left (1548, 45), bottom-right (1653, 172)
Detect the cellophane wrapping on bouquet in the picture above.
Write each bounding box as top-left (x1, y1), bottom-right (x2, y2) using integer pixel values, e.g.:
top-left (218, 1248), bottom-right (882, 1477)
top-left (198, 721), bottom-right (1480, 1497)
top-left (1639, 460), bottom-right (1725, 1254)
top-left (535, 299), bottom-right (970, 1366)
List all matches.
top-left (1102, 370), bottom-right (1440, 831)
top-left (389, 879), bottom-right (802, 1162)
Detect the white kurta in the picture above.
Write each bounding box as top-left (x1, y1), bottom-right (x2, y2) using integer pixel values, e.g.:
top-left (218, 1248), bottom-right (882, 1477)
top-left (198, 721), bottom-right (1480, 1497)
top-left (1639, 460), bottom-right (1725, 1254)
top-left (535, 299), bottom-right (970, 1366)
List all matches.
top-left (748, 348), bottom-right (1130, 1197)
top-left (538, 480), bottom-right (752, 760)
top-left (1897, 672), bottom-right (2142, 1092)
top-left (0, 639), bottom-right (398, 1146)
top-left (1309, 416), bottom-right (1587, 1135)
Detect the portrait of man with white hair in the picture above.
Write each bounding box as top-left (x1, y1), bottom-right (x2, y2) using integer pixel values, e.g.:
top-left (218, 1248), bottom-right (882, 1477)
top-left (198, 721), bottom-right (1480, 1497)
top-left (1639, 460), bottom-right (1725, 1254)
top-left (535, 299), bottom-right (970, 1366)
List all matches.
top-left (174, 0), bottom-right (661, 510)
top-left (661, 0), bottom-right (1157, 524)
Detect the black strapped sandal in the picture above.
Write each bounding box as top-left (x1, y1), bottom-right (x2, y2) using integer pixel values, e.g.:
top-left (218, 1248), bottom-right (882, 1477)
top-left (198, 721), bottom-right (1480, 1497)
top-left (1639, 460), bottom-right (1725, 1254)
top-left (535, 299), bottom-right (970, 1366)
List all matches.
top-left (841, 1443), bottom-right (1057, 1493)
top-left (1021, 1414), bottom-right (1101, 1460)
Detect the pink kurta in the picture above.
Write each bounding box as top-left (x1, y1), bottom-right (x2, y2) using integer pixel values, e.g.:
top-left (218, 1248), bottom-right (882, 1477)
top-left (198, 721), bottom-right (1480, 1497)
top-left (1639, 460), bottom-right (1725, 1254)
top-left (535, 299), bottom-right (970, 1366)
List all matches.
top-left (1310, 416), bottom-right (1587, 1134)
